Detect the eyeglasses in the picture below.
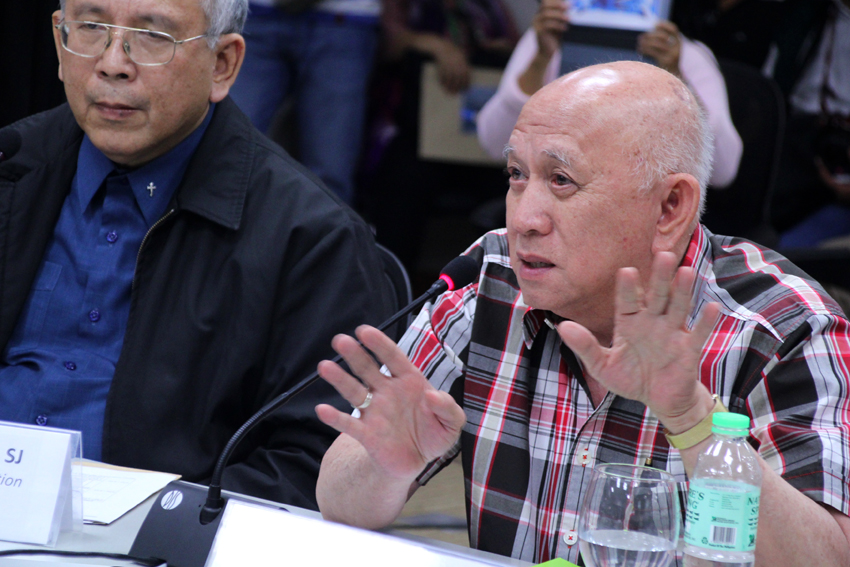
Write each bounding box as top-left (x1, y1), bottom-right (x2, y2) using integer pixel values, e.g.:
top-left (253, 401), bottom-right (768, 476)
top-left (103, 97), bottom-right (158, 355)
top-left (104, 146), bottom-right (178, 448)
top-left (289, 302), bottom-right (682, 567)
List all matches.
top-left (55, 20), bottom-right (208, 66)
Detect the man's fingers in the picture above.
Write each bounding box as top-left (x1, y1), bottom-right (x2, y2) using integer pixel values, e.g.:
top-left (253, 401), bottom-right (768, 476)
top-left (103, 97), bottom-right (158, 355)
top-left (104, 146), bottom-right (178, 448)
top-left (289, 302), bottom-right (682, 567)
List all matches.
top-left (667, 267), bottom-right (697, 326)
top-left (646, 252), bottom-right (678, 315)
top-left (691, 301), bottom-right (721, 351)
top-left (329, 333), bottom-right (382, 389)
top-left (355, 325), bottom-right (419, 379)
top-left (425, 389), bottom-right (467, 432)
top-left (556, 320), bottom-right (607, 375)
top-left (315, 403), bottom-right (367, 439)
top-left (317, 358), bottom-right (373, 409)
top-left (615, 267), bottom-right (643, 315)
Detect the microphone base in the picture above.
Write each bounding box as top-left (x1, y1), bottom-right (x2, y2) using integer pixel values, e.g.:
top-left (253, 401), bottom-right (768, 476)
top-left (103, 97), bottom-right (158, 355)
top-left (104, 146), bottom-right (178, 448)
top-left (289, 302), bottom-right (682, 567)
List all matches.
top-left (130, 480), bottom-right (226, 567)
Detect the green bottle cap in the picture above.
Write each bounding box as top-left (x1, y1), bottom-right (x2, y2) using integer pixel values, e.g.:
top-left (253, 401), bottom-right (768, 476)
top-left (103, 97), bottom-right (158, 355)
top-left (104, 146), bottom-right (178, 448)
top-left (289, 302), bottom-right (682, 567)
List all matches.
top-left (712, 412), bottom-right (749, 435)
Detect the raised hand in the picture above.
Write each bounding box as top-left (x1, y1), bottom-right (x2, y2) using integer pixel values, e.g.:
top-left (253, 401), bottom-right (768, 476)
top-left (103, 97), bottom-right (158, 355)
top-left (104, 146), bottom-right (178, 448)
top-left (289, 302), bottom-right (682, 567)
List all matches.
top-left (533, 0), bottom-right (569, 61)
top-left (315, 325), bottom-right (467, 481)
top-left (519, 0), bottom-right (569, 96)
top-left (637, 20), bottom-right (682, 77)
top-left (556, 252), bottom-right (720, 432)
top-left (433, 39), bottom-right (471, 94)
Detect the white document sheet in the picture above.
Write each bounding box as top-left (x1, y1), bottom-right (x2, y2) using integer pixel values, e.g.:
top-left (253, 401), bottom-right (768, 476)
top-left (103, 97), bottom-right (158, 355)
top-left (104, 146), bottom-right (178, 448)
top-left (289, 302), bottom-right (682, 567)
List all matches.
top-left (81, 461), bottom-right (179, 525)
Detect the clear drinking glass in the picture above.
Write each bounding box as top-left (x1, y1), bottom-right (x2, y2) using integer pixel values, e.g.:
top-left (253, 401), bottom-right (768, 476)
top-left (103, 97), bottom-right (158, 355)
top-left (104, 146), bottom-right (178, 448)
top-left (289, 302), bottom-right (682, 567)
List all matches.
top-left (578, 463), bottom-right (680, 567)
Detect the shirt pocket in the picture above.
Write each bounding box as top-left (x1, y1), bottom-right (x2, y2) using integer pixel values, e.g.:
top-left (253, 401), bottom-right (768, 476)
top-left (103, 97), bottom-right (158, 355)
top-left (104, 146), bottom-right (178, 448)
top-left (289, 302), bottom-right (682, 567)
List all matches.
top-left (8, 261), bottom-right (63, 350)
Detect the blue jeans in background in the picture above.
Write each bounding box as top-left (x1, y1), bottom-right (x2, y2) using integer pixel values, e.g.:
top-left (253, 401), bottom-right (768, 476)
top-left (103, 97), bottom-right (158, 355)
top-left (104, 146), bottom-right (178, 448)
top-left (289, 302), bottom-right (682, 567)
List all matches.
top-left (778, 203), bottom-right (850, 248)
top-left (230, 7), bottom-right (379, 205)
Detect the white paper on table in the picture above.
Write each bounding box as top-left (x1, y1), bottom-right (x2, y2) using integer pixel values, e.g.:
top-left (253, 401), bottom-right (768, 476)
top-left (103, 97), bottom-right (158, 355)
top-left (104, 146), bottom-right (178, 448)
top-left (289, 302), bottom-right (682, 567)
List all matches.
top-left (81, 461), bottom-right (180, 524)
top-left (207, 500), bottom-right (505, 567)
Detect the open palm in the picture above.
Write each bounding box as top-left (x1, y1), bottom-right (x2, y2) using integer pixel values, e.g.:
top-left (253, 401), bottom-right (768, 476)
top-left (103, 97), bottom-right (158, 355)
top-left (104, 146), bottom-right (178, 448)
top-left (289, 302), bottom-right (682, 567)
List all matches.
top-left (557, 252), bottom-right (720, 424)
top-left (315, 326), bottom-right (467, 481)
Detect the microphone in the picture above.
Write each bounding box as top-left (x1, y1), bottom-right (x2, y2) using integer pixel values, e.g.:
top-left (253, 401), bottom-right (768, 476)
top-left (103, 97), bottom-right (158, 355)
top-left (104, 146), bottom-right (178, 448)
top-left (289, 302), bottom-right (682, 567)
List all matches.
top-left (199, 254), bottom-right (480, 523)
top-left (129, 254), bottom-right (480, 567)
top-left (0, 129), bottom-right (22, 163)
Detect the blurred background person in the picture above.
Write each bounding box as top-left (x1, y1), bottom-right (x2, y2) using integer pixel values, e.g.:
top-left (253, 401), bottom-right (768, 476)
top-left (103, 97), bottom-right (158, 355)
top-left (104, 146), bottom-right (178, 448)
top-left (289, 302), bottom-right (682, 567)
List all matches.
top-left (477, 0), bottom-right (742, 189)
top-left (671, 0), bottom-right (784, 69)
top-left (359, 0), bottom-right (518, 278)
top-left (228, 0), bottom-right (382, 205)
top-left (766, 0), bottom-right (850, 248)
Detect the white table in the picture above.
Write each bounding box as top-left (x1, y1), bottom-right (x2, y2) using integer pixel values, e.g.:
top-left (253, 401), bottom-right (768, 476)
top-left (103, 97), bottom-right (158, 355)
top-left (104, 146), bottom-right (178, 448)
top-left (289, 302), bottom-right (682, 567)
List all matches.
top-left (0, 485), bottom-right (530, 567)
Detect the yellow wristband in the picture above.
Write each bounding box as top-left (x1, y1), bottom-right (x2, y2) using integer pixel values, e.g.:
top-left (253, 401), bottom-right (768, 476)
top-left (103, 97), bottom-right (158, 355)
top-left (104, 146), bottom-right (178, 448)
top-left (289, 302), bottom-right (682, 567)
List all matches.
top-left (663, 395), bottom-right (728, 450)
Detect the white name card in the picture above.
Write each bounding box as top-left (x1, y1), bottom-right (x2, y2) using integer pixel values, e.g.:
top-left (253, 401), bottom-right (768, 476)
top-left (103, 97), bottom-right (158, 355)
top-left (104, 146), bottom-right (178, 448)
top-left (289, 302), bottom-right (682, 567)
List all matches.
top-left (0, 420), bottom-right (83, 546)
top-left (206, 500), bottom-right (499, 567)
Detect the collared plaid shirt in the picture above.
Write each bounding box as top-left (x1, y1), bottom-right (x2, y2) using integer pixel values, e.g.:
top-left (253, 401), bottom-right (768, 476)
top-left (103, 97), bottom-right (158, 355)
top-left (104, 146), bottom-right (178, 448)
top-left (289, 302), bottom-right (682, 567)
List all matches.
top-left (398, 226), bottom-right (850, 565)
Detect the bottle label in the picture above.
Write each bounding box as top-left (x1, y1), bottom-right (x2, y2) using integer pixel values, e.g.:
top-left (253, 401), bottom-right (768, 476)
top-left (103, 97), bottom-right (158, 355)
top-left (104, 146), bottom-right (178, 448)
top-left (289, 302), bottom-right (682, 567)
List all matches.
top-left (684, 478), bottom-right (760, 553)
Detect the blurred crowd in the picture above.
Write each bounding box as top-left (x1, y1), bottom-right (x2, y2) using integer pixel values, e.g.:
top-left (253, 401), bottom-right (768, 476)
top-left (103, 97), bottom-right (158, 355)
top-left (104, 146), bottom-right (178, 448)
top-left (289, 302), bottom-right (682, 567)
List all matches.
top-left (5, 0), bottom-right (849, 285)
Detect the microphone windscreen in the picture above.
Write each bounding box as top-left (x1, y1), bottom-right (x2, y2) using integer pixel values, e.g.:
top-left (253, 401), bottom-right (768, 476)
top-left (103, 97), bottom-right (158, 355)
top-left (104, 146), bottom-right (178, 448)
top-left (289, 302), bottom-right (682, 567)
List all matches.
top-left (0, 129), bottom-right (22, 162)
top-left (438, 255), bottom-right (480, 291)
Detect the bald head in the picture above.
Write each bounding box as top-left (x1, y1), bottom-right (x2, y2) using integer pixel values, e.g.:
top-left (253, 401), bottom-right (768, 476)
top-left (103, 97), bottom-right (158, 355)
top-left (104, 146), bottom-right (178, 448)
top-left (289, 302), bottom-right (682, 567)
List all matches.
top-left (519, 61), bottom-right (713, 217)
top-left (504, 61), bottom-right (709, 337)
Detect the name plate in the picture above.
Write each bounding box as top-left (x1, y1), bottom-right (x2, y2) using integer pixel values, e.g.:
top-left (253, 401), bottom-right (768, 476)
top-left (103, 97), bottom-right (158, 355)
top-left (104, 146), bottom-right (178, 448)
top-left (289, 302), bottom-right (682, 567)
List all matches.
top-left (207, 500), bottom-right (502, 567)
top-left (0, 420), bottom-right (83, 546)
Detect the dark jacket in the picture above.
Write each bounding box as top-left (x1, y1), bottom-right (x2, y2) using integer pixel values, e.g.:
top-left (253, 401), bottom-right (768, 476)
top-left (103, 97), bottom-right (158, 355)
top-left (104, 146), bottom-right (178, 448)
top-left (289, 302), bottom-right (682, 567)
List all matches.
top-left (771, 0), bottom-right (832, 98)
top-left (0, 98), bottom-right (393, 508)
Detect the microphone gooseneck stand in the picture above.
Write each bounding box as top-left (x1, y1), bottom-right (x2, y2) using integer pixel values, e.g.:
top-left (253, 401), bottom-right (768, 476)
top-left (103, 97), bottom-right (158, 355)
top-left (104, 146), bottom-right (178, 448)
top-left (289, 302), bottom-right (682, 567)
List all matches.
top-left (130, 254), bottom-right (480, 567)
top-left (200, 254), bottom-right (480, 523)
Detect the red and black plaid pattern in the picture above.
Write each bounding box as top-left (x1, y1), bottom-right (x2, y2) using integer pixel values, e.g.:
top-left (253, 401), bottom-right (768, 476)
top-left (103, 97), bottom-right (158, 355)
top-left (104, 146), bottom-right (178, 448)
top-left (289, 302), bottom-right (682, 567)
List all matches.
top-left (399, 227), bottom-right (850, 564)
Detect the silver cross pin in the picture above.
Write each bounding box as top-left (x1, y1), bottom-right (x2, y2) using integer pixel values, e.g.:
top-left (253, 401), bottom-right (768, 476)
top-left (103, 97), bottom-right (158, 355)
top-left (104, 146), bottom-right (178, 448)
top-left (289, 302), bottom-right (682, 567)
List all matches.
top-left (147, 182), bottom-right (156, 197)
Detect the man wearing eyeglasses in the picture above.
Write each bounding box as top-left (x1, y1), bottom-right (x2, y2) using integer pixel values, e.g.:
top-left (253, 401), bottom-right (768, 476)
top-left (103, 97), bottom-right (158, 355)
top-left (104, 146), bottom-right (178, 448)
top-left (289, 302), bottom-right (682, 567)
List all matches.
top-left (0, 0), bottom-right (393, 508)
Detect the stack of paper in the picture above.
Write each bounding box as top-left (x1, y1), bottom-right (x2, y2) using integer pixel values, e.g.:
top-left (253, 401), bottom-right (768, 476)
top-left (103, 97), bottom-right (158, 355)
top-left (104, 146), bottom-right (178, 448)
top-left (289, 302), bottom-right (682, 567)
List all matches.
top-left (81, 461), bottom-right (179, 525)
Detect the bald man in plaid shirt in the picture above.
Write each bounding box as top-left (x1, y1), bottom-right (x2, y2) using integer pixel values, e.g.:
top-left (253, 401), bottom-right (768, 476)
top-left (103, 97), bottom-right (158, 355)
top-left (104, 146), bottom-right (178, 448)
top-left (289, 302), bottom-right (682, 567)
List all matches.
top-left (314, 61), bottom-right (850, 566)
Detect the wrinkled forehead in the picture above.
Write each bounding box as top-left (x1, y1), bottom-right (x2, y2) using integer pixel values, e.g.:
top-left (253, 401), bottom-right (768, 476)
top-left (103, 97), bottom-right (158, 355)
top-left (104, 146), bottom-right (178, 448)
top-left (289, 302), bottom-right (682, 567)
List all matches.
top-left (533, 61), bottom-right (683, 119)
top-left (512, 80), bottom-right (634, 154)
top-left (506, 113), bottom-right (631, 191)
top-left (521, 63), bottom-right (691, 153)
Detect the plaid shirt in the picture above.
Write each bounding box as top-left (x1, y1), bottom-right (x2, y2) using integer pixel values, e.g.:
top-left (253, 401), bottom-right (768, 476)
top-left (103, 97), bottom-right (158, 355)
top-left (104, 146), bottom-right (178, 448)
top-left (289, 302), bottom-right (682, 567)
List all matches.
top-left (399, 226), bottom-right (850, 564)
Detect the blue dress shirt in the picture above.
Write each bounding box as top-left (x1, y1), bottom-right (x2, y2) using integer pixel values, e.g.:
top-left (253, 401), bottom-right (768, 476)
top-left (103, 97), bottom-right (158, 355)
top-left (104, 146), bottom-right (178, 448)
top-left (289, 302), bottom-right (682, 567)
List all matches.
top-left (0, 105), bottom-right (214, 460)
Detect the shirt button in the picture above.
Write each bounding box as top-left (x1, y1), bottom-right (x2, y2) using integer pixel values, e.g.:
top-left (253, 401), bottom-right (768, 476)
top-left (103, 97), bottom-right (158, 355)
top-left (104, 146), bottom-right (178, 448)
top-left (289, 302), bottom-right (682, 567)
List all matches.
top-left (89, 309), bottom-right (101, 322)
top-left (36, 415), bottom-right (48, 426)
top-left (64, 361), bottom-right (77, 371)
top-left (577, 447), bottom-right (590, 467)
top-left (563, 530), bottom-right (578, 546)
top-left (106, 231), bottom-right (119, 243)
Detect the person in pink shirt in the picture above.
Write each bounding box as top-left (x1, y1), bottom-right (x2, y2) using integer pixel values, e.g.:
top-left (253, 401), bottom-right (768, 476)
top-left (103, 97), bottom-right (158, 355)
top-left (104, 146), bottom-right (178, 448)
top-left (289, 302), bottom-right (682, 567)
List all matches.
top-left (477, 0), bottom-right (742, 188)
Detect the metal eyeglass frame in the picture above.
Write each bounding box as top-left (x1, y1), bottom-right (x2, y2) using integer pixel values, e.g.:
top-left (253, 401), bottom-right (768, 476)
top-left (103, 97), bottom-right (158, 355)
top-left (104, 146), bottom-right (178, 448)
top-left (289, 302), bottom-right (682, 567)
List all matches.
top-left (54, 19), bottom-right (208, 66)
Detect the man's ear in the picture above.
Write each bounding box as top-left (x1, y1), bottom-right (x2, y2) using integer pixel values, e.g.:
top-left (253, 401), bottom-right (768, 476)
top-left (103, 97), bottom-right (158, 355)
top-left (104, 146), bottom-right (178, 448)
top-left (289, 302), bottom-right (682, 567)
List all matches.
top-left (652, 173), bottom-right (701, 254)
top-left (52, 11), bottom-right (65, 83)
top-left (209, 33), bottom-right (245, 103)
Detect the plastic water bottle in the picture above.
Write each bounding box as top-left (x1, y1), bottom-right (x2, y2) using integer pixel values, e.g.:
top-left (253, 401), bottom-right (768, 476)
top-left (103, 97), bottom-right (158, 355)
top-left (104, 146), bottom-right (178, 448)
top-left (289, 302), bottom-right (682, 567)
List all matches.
top-left (683, 413), bottom-right (762, 567)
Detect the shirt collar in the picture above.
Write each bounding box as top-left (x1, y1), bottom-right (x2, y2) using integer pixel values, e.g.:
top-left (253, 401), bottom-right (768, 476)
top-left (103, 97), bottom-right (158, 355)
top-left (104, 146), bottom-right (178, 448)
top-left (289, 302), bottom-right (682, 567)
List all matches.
top-left (516, 293), bottom-right (552, 349)
top-left (682, 224), bottom-right (711, 319)
top-left (75, 103), bottom-right (215, 226)
top-left (521, 306), bottom-right (573, 350)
